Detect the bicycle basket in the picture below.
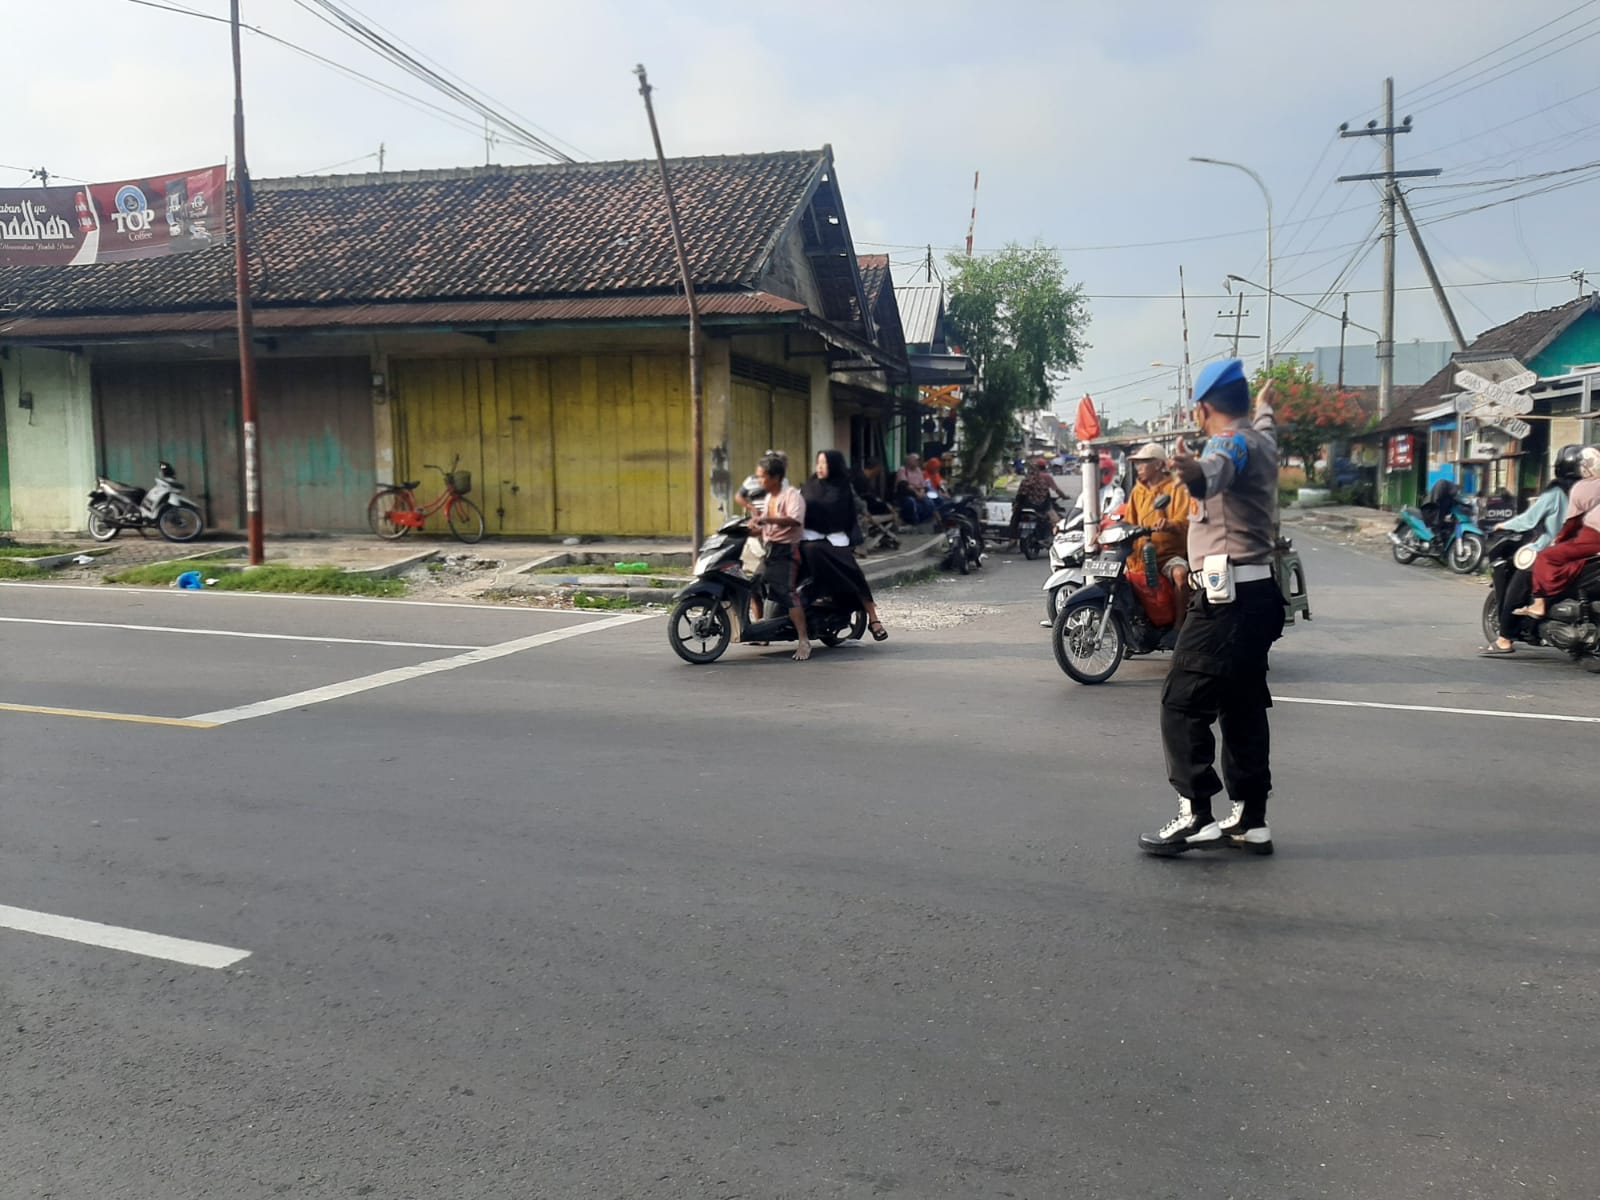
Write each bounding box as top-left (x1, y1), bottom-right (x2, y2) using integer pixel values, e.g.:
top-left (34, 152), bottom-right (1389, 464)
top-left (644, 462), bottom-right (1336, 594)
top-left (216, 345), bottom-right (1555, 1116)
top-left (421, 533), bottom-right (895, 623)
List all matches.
top-left (448, 469), bottom-right (473, 495)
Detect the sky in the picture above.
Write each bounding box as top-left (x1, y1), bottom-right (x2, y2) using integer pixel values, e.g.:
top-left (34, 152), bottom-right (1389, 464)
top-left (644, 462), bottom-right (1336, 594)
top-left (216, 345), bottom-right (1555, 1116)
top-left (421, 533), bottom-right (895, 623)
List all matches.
top-left (9, 0), bottom-right (1600, 424)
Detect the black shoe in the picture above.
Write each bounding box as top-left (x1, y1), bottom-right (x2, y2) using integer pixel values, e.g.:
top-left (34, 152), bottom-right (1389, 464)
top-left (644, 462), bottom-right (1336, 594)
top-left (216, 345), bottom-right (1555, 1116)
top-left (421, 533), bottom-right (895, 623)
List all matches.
top-left (1217, 801), bottom-right (1274, 855)
top-left (1138, 798), bottom-right (1223, 856)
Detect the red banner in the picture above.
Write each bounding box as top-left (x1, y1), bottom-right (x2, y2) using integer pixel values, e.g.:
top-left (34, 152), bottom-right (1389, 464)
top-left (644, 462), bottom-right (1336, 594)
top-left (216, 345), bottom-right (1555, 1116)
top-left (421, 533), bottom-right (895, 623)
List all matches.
top-left (1073, 395), bottom-right (1102, 443)
top-left (0, 164), bottom-right (226, 267)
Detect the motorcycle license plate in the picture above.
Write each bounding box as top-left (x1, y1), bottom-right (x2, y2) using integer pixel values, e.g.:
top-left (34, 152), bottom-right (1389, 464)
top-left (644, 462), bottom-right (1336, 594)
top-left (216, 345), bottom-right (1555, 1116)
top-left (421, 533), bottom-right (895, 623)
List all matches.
top-left (1085, 557), bottom-right (1121, 577)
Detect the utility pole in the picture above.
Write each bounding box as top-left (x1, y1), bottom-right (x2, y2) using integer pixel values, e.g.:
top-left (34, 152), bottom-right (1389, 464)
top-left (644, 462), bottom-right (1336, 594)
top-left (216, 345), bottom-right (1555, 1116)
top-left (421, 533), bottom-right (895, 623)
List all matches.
top-left (635, 65), bottom-right (706, 550)
top-left (230, 0), bottom-right (264, 566)
top-left (965, 171), bottom-right (980, 258)
top-left (925, 244), bottom-right (934, 284)
top-left (377, 142), bottom-right (385, 174)
top-left (1337, 293), bottom-right (1350, 391)
top-left (1216, 293), bottom-right (1256, 357)
top-left (1178, 266), bottom-right (1193, 399)
top-left (1396, 188), bottom-right (1466, 350)
top-left (1573, 269), bottom-right (1589, 299)
top-left (1338, 79), bottom-right (1440, 420)
top-left (29, 168), bottom-right (50, 188)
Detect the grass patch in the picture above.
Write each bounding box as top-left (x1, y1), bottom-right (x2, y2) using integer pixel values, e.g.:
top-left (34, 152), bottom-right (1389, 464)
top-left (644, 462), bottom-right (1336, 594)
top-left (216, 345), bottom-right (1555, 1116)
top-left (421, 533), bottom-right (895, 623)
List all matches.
top-left (572, 591), bottom-right (637, 610)
top-left (0, 560), bottom-right (51, 580)
top-left (531, 562), bottom-right (682, 575)
top-left (106, 561), bottom-right (405, 596)
top-left (0, 543), bottom-right (78, 558)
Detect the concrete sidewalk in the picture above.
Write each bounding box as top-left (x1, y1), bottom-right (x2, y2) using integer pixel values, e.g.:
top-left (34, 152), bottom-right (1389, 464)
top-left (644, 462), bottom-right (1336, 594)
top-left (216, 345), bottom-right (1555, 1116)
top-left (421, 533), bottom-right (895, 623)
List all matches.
top-left (1281, 505), bottom-right (1394, 542)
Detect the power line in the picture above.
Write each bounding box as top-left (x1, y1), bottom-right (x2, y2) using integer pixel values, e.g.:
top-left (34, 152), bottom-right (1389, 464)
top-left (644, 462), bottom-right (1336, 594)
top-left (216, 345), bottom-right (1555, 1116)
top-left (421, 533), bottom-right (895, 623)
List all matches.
top-left (1409, 18), bottom-right (1600, 115)
top-left (1394, 0), bottom-right (1600, 107)
top-left (292, 0), bottom-right (577, 163)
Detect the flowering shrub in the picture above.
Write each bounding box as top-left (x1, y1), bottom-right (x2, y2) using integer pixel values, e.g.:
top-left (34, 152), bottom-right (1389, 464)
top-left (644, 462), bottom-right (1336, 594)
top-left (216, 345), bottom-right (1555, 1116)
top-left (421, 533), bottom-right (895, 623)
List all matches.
top-left (1254, 362), bottom-right (1369, 483)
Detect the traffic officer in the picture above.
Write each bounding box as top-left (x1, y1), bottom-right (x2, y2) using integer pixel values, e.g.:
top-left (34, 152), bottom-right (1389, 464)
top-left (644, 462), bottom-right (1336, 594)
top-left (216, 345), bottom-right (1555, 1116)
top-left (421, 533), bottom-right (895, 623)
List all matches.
top-left (1139, 358), bottom-right (1285, 857)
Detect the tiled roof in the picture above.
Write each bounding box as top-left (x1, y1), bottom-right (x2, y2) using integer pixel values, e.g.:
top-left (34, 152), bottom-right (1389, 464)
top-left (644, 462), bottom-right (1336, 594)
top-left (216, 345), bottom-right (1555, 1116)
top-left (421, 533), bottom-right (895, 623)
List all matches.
top-left (1378, 296), bottom-right (1596, 431)
top-left (0, 151), bottom-right (830, 317)
top-left (857, 254), bottom-right (890, 311)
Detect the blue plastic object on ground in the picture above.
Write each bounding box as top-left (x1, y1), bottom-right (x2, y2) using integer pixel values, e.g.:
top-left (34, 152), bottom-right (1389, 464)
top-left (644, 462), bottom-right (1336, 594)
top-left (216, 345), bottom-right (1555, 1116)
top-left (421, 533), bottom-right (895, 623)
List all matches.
top-left (176, 571), bottom-right (205, 590)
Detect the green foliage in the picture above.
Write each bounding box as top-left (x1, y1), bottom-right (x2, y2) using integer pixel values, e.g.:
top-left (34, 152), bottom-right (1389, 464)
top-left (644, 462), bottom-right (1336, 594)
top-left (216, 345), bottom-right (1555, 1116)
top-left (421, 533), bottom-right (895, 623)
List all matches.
top-left (0, 543), bottom-right (77, 558)
top-left (1253, 362), bottom-right (1369, 485)
top-left (106, 561), bottom-right (404, 596)
top-left (0, 560), bottom-right (50, 579)
top-left (945, 243), bottom-right (1090, 486)
top-left (572, 592), bottom-right (636, 610)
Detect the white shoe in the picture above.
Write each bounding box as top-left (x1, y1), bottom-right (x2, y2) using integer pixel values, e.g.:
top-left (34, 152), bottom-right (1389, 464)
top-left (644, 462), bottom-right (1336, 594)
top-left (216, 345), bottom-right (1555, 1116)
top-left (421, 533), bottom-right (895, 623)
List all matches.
top-left (1139, 798), bottom-right (1223, 856)
top-left (1217, 801), bottom-right (1274, 855)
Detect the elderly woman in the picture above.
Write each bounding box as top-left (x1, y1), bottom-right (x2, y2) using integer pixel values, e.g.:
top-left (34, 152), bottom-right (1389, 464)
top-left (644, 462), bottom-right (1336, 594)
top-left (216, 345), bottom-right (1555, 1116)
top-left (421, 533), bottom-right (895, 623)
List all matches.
top-left (801, 450), bottom-right (888, 641)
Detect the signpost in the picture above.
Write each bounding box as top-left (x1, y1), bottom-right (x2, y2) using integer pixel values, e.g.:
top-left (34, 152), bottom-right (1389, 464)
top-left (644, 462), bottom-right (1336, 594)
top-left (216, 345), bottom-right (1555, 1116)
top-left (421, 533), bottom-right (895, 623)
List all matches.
top-left (1453, 368), bottom-right (1535, 441)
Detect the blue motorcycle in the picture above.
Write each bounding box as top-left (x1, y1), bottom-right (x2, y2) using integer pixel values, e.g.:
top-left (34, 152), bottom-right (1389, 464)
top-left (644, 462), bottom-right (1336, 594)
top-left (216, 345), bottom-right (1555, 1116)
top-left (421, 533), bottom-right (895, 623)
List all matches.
top-left (1389, 505), bottom-right (1486, 574)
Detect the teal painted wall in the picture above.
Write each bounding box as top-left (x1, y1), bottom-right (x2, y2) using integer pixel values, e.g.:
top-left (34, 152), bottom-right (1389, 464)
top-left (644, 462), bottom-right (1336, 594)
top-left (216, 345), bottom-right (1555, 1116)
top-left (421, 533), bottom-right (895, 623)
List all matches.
top-left (1530, 311), bottom-right (1600, 376)
top-left (0, 348), bottom-right (96, 531)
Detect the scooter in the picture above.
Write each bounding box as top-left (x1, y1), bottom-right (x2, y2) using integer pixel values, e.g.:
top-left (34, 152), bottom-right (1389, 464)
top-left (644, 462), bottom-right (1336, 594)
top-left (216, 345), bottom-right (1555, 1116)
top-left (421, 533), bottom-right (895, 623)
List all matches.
top-left (1041, 507), bottom-right (1088, 625)
top-left (1390, 504), bottom-right (1485, 573)
top-left (86, 461), bottom-right (206, 543)
top-left (666, 518), bottom-right (868, 664)
top-left (1050, 495), bottom-right (1182, 684)
top-left (1482, 531), bottom-right (1600, 667)
top-left (936, 493), bottom-right (987, 575)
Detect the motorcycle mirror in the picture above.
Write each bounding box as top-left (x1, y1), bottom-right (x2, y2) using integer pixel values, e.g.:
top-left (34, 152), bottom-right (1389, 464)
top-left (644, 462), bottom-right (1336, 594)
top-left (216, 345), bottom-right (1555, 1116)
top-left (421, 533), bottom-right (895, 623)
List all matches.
top-left (1153, 493), bottom-right (1172, 511)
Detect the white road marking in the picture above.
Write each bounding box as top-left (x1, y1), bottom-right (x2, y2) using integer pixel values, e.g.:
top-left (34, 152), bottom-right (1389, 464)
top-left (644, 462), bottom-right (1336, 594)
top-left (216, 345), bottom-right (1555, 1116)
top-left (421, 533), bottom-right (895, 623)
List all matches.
top-left (0, 579), bottom-right (639, 614)
top-left (1278, 695), bottom-right (1600, 725)
top-left (0, 616), bottom-right (476, 651)
top-left (187, 612), bottom-right (654, 725)
top-left (0, 903), bottom-right (249, 969)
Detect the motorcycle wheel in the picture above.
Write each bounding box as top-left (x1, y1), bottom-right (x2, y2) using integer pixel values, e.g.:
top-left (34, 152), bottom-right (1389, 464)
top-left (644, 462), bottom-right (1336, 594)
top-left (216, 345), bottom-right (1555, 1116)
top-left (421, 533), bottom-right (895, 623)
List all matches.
top-left (1021, 528), bottom-right (1040, 560)
top-left (1391, 535), bottom-right (1418, 565)
top-left (157, 505), bottom-right (204, 542)
top-left (818, 608), bottom-right (867, 647)
top-left (1481, 593), bottom-right (1502, 647)
top-left (667, 597), bottom-right (731, 665)
top-left (1052, 602), bottom-right (1126, 685)
top-left (955, 529), bottom-right (971, 575)
top-left (1448, 532), bottom-right (1485, 574)
top-left (87, 509), bottom-right (120, 542)
top-left (1044, 585), bottom-right (1065, 625)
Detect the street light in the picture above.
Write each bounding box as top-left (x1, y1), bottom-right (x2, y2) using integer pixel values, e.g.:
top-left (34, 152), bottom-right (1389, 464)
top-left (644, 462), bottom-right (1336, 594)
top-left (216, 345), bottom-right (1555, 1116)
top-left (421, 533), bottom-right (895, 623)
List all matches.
top-left (1190, 156), bottom-right (1273, 367)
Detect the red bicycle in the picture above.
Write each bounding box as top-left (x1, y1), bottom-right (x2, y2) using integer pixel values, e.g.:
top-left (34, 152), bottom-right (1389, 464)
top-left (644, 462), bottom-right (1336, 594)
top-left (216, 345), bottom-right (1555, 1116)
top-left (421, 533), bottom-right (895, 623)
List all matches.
top-left (368, 456), bottom-right (486, 544)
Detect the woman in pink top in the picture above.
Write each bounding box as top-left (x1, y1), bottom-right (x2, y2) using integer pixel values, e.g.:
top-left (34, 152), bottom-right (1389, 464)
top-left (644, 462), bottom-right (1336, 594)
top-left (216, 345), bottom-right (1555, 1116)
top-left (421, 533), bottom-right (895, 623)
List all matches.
top-left (1516, 447), bottom-right (1600, 619)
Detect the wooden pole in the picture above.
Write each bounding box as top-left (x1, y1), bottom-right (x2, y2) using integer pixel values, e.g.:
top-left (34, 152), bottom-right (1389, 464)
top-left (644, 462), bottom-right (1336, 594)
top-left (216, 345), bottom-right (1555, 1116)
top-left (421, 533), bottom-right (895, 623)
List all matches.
top-left (231, 0), bottom-right (263, 565)
top-left (635, 65), bottom-right (705, 549)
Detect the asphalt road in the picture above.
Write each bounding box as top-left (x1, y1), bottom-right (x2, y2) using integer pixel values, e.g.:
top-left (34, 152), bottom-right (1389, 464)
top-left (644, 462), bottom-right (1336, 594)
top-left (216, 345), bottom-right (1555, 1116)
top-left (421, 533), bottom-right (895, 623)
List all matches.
top-left (0, 539), bottom-right (1595, 1200)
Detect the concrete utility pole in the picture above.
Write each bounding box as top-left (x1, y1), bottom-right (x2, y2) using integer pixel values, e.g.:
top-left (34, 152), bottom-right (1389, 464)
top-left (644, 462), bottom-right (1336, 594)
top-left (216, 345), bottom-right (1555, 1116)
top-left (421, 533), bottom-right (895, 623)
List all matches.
top-left (1572, 269), bottom-right (1589, 299)
top-left (1337, 293), bottom-right (1350, 390)
top-left (1338, 79), bottom-right (1441, 420)
top-left (29, 168), bottom-right (50, 188)
top-left (231, 0), bottom-right (264, 565)
top-left (1397, 189), bottom-right (1466, 350)
top-left (635, 65), bottom-right (706, 550)
top-left (1216, 293), bottom-right (1257, 357)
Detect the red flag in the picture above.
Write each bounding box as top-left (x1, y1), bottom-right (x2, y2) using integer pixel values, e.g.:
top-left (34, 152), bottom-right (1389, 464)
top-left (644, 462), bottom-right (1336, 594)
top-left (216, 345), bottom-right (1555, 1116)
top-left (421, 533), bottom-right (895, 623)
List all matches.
top-left (1074, 395), bottom-right (1102, 443)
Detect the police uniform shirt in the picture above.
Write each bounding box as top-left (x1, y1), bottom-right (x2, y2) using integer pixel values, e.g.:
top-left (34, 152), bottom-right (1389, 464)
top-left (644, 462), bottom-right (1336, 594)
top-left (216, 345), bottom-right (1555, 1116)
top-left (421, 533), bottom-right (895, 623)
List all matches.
top-left (1186, 405), bottom-right (1279, 566)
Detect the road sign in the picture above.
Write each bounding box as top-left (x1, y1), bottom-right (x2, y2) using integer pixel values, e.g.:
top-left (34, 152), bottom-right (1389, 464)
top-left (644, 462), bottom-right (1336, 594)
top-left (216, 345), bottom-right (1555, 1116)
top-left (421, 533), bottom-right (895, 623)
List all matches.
top-left (1453, 367), bottom-right (1536, 440)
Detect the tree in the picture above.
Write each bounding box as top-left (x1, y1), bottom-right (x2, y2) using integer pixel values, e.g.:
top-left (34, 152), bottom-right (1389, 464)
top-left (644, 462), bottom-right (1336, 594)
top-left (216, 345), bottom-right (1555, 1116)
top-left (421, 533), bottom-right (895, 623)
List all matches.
top-left (1252, 361), bottom-right (1370, 484)
top-left (944, 243), bottom-right (1090, 486)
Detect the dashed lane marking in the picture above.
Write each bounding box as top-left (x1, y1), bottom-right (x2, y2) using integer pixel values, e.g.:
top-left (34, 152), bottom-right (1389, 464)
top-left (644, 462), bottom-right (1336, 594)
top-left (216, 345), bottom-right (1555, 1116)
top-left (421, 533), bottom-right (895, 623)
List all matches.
top-left (0, 616), bottom-right (477, 651)
top-left (0, 903), bottom-right (249, 969)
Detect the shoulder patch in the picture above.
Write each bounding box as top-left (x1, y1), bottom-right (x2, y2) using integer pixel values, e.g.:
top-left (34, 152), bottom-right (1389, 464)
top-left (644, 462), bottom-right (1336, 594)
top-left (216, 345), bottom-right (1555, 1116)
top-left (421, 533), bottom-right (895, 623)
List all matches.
top-left (1204, 431), bottom-right (1249, 471)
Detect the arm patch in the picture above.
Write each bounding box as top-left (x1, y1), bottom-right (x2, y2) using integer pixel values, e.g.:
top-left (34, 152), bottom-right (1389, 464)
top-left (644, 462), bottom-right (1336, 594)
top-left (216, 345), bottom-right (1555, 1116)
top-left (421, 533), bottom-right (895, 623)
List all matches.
top-left (1204, 431), bottom-right (1249, 472)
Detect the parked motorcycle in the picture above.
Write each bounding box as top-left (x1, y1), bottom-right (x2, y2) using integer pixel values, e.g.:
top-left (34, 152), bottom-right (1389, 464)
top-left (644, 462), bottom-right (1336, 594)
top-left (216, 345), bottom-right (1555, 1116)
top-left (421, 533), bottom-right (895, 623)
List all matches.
top-left (86, 461), bottom-right (205, 543)
top-left (1481, 531), bottom-right (1600, 667)
top-left (1390, 504), bottom-right (1485, 573)
top-left (937, 494), bottom-right (987, 575)
top-left (1050, 495), bottom-right (1180, 684)
top-left (666, 518), bottom-right (868, 664)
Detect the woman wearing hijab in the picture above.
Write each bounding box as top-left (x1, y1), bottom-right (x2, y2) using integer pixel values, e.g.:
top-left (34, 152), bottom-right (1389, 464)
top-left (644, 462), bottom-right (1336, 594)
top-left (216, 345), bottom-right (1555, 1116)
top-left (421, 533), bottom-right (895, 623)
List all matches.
top-left (801, 450), bottom-right (888, 641)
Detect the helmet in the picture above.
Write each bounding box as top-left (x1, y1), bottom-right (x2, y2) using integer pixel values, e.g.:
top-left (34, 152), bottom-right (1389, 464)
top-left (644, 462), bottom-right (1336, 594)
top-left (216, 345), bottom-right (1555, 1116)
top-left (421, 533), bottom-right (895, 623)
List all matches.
top-left (1554, 444), bottom-right (1585, 481)
top-left (1583, 446), bottom-right (1600, 479)
top-left (1099, 452), bottom-right (1115, 485)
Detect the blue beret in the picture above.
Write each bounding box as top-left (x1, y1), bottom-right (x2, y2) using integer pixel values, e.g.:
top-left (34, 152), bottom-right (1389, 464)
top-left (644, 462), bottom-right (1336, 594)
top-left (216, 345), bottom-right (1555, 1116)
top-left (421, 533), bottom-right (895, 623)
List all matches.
top-left (1193, 358), bottom-right (1246, 404)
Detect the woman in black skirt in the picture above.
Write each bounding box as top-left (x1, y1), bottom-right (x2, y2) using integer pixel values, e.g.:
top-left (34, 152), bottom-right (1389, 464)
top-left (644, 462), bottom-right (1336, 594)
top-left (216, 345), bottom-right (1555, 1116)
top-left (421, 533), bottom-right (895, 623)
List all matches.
top-left (801, 450), bottom-right (888, 641)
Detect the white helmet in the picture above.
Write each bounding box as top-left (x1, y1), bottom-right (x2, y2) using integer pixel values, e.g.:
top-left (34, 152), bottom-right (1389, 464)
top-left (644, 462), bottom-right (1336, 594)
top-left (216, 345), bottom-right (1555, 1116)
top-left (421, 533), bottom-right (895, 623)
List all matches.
top-left (1582, 446), bottom-right (1600, 479)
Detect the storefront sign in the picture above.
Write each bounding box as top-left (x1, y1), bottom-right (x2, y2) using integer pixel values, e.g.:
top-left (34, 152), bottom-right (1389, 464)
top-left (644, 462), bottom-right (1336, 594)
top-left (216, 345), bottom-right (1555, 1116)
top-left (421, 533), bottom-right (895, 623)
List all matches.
top-left (1388, 433), bottom-right (1414, 470)
top-left (0, 165), bottom-right (226, 267)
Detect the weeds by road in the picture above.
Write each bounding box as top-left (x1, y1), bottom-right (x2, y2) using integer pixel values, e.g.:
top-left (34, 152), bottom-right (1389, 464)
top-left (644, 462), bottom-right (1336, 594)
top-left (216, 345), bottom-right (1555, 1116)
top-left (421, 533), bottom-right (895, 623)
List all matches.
top-left (105, 562), bottom-right (406, 596)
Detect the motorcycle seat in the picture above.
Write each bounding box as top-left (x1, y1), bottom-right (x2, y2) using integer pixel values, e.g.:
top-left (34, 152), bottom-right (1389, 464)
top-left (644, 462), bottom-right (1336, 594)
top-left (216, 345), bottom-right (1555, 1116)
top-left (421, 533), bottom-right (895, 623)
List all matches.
top-left (103, 480), bottom-right (144, 498)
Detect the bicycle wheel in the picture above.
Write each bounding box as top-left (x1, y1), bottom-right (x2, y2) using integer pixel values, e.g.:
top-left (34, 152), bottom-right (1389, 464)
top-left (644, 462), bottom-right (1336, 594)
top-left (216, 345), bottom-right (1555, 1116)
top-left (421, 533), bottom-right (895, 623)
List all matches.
top-left (368, 490), bottom-right (415, 539)
top-left (447, 496), bottom-right (486, 544)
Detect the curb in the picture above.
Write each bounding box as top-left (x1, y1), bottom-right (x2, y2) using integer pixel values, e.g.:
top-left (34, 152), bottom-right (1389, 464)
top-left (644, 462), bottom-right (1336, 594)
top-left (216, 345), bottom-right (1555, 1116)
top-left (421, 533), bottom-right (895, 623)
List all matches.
top-left (14, 546), bottom-right (115, 570)
top-left (347, 549), bottom-right (439, 579)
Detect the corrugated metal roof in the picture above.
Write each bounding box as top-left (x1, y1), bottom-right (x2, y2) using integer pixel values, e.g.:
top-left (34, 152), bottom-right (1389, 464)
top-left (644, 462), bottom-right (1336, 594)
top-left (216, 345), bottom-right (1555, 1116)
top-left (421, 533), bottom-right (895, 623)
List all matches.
top-left (896, 282), bottom-right (944, 347)
top-left (0, 292), bottom-right (806, 339)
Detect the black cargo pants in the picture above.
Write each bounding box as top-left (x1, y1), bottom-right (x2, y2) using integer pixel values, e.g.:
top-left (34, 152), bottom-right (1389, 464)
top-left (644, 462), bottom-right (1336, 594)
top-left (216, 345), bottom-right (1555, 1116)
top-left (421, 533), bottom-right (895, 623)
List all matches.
top-left (1160, 578), bottom-right (1286, 825)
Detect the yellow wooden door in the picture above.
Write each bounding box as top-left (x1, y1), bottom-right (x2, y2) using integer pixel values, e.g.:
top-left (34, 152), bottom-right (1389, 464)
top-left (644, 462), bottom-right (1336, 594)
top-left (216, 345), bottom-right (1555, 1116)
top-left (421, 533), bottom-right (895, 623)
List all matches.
top-left (772, 387), bottom-right (810, 477)
top-left (732, 380), bottom-right (810, 484)
top-left (398, 353), bottom-right (688, 536)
